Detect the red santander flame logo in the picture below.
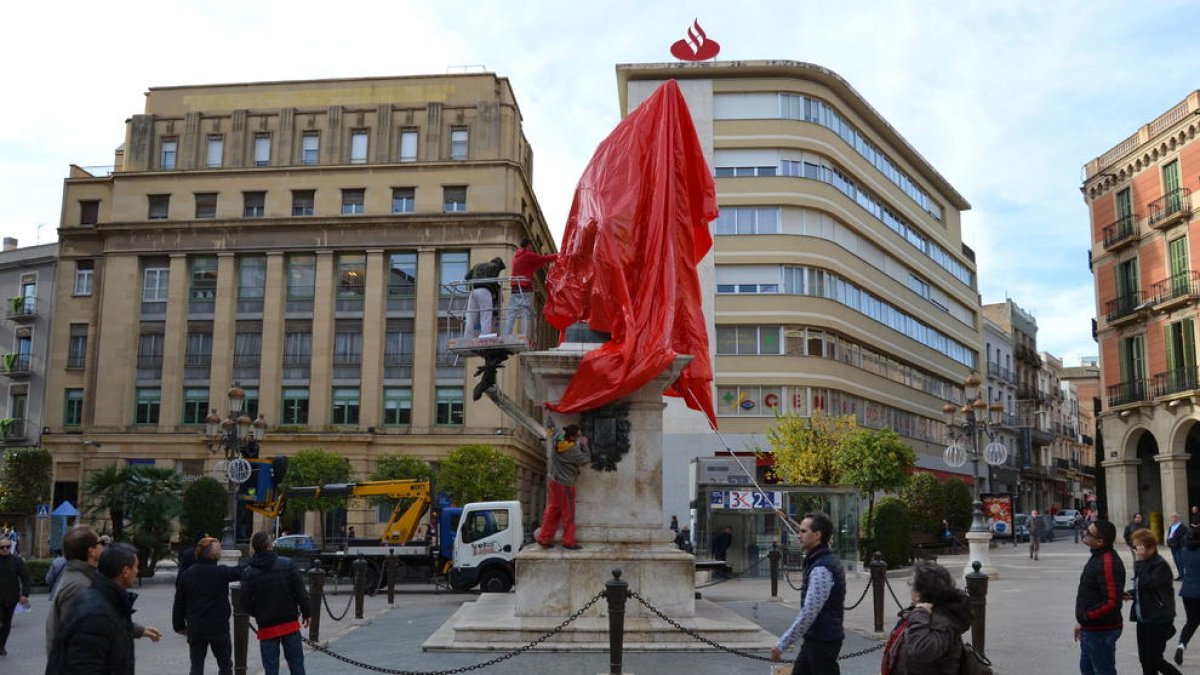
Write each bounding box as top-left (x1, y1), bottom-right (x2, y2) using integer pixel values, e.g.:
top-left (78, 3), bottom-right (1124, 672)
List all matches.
top-left (670, 19), bottom-right (720, 61)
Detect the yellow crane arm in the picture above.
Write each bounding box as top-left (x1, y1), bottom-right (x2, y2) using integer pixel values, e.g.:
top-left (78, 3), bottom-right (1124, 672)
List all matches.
top-left (244, 479), bottom-right (433, 545)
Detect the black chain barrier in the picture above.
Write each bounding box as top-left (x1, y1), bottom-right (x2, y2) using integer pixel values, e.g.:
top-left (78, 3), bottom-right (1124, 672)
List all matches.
top-left (323, 588), bottom-right (354, 621)
top-left (881, 575), bottom-right (907, 611)
top-left (293, 590), bottom-right (607, 674)
top-left (696, 553), bottom-right (769, 588)
top-left (627, 590), bottom-right (883, 663)
top-left (781, 566), bottom-right (872, 612)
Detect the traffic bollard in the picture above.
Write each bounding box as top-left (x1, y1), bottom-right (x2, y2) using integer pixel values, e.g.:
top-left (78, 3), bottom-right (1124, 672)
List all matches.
top-left (307, 560), bottom-right (325, 642)
top-left (965, 560), bottom-right (988, 656)
top-left (231, 581), bottom-right (248, 675)
top-left (768, 545), bottom-right (781, 598)
top-left (870, 551), bottom-right (887, 633)
top-left (605, 568), bottom-right (628, 675)
top-left (386, 550), bottom-right (398, 605)
top-left (353, 555), bottom-right (367, 620)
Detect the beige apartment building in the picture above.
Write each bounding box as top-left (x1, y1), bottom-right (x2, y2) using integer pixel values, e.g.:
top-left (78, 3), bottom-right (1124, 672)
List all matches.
top-left (614, 62), bottom-right (982, 561)
top-left (41, 73), bottom-right (555, 538)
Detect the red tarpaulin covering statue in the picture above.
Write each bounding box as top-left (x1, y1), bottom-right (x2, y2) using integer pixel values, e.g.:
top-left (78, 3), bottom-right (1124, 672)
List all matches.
top-left (543, 79), bottom-right (718, 428)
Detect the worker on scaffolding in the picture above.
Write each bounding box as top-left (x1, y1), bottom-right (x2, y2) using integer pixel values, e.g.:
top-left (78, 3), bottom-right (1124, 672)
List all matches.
top-left (504, 239), bottom-right (558, 337)
top-left (463, 256), bottom-right (506, 339)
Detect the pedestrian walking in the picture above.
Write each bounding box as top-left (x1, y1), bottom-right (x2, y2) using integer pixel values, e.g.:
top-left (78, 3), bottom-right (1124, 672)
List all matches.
top-left (1029, 510), bottom-right (1044, 561)
top-left (712, 525), bottom-right (733, 562)
top-left (1191, 506), bottom-right (1200, 528)
top-left (1126, 528), bottom-right (1181, 675)
top-left (669, 515), bottom-right (679, 533)
top-left (881, 559), bottom-right (973, 674)
top-left (45, 542), bottom-right (142, 675)
top-left (1127, 513), bottom-right (1146, 554)
top-left (1075, 519), bottom-right (1126, 675)
top-left (173, 537), bottom-right (243, 675)
top-left (0, 535), bottom-right (31, 656)
top-left (535, 424), bottom-right (590, 550)
top-left (1167, 513), bottom-right (1186, 580)
top-left (241, 532), bottom-right (311, 675)
top-left (771, 512), bottom-right (846, 674)
top-left (1173, 527), bottom-right (1200, 665)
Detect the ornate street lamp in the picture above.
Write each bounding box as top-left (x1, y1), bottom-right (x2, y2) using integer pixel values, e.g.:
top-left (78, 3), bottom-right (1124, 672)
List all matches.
top-left (942, 373), bottom-right (1008, 574)
top-left (205, 384), bottom-right (268, 549)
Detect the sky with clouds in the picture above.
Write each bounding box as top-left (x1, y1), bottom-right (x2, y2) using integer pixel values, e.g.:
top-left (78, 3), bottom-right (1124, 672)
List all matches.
top-left (0, 0), bottom-right (1193, 366)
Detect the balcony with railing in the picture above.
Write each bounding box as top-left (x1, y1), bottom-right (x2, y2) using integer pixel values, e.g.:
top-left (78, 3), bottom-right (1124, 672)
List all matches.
top-left (6, 297), bottom-right (36, 323)
top-left (1107, 379), bottom-right (1147, 408)
top-left (1152, 366), bottom-right (1200, 398)
top-left (383, 352), bottom-right (413, 380)
top-left (1, 354), bottom-right (31, 379)
top-left (1102, 214), bottom-right (1138, 251)
top-left (1105, 291), bottom-right (1145, 325)
top-left (332, 352), bottom-right (362, 379)
top-left (1148, 187), bottom-right (1192, 230)
top-left (1151, 270), bottom-right (1200, 310)
top-left (0, 418), bottom-right (27, 442)
top-left (986, 361), bottom-right (1015, 383)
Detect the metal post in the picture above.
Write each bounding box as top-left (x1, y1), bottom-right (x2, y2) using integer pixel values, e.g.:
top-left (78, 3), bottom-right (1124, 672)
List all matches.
top-left (965, 560), bottom-right (988, 656)
top-left (870, 551), bottom-right (888, 633)
top-left (386, 550), bottom-right (397, 605)
top-left (353, 555), bottom-right (367, 620)
top-left (768, 545), bottom-right (781, 599)
top-left (605, 568), bottom-right (628, 675)
top-left (231, 581), bottom-right (248, 675)
top-left (307, 560), bottom-right (325, 642)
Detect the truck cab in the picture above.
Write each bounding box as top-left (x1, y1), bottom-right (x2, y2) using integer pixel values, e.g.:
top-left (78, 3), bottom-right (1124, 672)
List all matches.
top-left (448, 501), bottom-right (523, 592)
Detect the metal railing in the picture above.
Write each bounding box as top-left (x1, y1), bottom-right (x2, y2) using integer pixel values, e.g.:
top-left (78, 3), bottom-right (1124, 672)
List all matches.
top-left (1105, 291), bottom-right (1143, 323)
top-left (1107, 379), bottom-right (1147, 407)
top-left (1102, 214), bottom-right (1137, 248)
top-left (2, 354), bottom-right (31, 375)
top-left (1148, 187), bottom-right (1192, 228)
top-left (1152, 366), bottom-right (1200, 398)
top-left (1, 419), bottom-right (27, 441)
top-left (1151, 270), bottom-right (1200, 304)
top-left (6, 297), bottom-right (36, 320)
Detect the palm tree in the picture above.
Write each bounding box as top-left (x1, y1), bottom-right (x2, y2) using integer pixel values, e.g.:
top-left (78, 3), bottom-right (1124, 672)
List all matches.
top-left (126, 466), bottom-right (182, 575)
top-left (84, 463), bottom-right (132, 540)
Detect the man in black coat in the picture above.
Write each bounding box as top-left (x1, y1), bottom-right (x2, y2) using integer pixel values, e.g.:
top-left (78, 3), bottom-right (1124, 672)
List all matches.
top-left (0, 534), bottom-right (31, 656)
top-left (173, 537), bottom-right (243, 675)
top-left (46, 542), bottom-right (141, 675)
top-left (241, 532), bottom-right (311, 675)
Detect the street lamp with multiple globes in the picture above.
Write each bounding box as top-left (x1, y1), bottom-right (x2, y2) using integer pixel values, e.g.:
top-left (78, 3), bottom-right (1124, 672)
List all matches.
top-left (942, 373), bottom-right (1008, 574)
top-left (204, 385), bottom-right (268, 549)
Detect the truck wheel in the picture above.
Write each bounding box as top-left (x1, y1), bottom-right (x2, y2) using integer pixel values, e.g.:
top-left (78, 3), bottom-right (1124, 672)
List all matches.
top-left (478, 569), bottom-right (512, 593)
top-left (364, 561), bottom-right (382, 596)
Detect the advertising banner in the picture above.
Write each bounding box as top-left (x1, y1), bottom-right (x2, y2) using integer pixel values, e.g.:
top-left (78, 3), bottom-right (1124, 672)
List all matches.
top-left (981, 492), bottom-right (1014, 538)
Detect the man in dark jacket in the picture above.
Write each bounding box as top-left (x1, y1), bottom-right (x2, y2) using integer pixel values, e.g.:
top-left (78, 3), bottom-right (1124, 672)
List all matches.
top-left (173, 537), bottom-right (243, 675)
top-left (176, 531), bottom-right (207, 584)
top-left (241, 532), bottom-right (311, 675)
top-left (46, 542), bottom-right (141, 675)
top-left (772, 512), bottom-right (846, 674)
top-left (463, 257), bottom-right (506, 338)
top-left (1075, 519), bottom-right (1127, 675)
top-left (0, 534), bottom-right (31, 656)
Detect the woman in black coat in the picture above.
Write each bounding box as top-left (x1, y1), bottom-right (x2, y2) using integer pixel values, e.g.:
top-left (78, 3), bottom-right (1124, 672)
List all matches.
top-left (881, 560), bottom-right (973, 675)
top-left (1127, 528), bottom-right (1182, 675)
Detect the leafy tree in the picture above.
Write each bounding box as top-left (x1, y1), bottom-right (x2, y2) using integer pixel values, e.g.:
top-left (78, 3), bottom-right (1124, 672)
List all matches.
top-left (367, 453), bottom-right (434, 511)
top-left (871, 496), bottom-right (912, 569)
top-left (834, 428), bottom-right (915, 535)
top-left (942, 477), bottom-right (974, 532)
top-left (281, 448), bottom-right (352, 543)
top-left (438, 445), bottom-right (516, 505)
top-left (181, 477), bottom-right (228, 543)
top-left (126, 466), bottom-right (183, 575)
top-left (767, 410), bottom-right (857, 485)
top-left (0, 447), bottom-right (52, 551)
top-left (900, 471), bottom-right (946, 535)
top-left (84, 464), bottom-right (133, 540)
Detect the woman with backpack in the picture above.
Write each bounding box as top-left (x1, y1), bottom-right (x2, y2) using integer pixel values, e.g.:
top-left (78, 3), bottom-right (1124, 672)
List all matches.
top-left (881, 560), bottom-right (974, 674)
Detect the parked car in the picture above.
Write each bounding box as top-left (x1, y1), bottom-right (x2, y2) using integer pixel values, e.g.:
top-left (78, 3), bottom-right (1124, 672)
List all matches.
top-left (1054, 509), bottom-right (1081, 529)
top-left (1013, 514), bottom-right (1031, 543)
top-left (274, 534), bottom-right (319, 551)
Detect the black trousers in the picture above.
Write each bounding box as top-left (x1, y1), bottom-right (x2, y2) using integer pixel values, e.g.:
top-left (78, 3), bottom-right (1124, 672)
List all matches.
top-left (791, 638), bottom-right (842, 675)
top-left (0, 601), bottom-right (15, 650)
top-left (189, 632), bottom-right (233, 675)
top-left (1182, 597), bottom-right (1200, 646)
top-left (1136, 621), bottom-right (1182, 675)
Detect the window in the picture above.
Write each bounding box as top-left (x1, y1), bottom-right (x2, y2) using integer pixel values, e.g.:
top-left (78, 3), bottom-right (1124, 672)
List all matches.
top-left (206, 136), bottom-right (224, 168)
top-left (443, 186), bottom-right (467, 213)
top-left (143, 267), bottom-right (169, 302)
top-left (185, 329), bottom-right (213, 376)
top-left (74, 260), bottom-right (94, 296)
top-left (64, 389), bottom-right (84, 426)
top-left (333, 320), bottom-right (362, 377)
top-left (190, 256), bottom-right (218, 300)
top-left (182, 388), bottom-right (209, 425)
top-left (292, 189), bottom-right (315, 216)
top-left (713, 207), bottom-right (781, 235)
top-left (287, 255), bottom-right (316, 299)
top-left (67, 324), bottom-right (88, 369)
top-left (301, 132), bottom-right (319, 165)
top-left (391, 187), bottom-right (415, 213)
top-left (331, 387), bottom-right (360, 424)
top-left (383, 388), bottom-right (412, 425)
top-left (238, 256), bottom-right (266, 300)
top-left (439, 251), bottom-right (469, 293)
top-left (135, 388), bottom-right (161, 425)
top-left (147, 194), bottom-right (170, 220)
top-left (194, 193), bottom-right (217, 219)
top-left (715, 326), bottom-right (782, 355)
top-left (79, 200), bottom-right (99, 226)
top-left (243, 387), bottom-right (260, 420)
top-left (716, 385), bottom-right (784, 417)
top-left (435, 386), bottom-right (464, 425)
top-left (461, 508), bottom-right (510, 544)
top-left (283, 322), bottom-right (312, 379)
top-left (384, 319), bottom-right (414, 378)
top-left (349, 131), bottom-right (368, 164)
top-left (137, 329), bottom-right (164, 379)
top-left (450, 127), bottom-right (468, 160)
top-left (234, 326), bottom-right (261, 381)
top-left (338, 256), bottom-right (366, 300)
top-left (253, 134), bottom-right (271, 167)
top-left (160, 138), bottom-right (177, 170)
top-left (387, 252), bottom-right (417, 298)
top-left (281, 387), bottom-right (309, 424)
top-left (341, 189), bottom-right (365, 215)
top-left (908, 274), bottom-right (931, 299)
top-left (399, 129), bottom-right (418, 162)
top-left (243, 191), bottom-right (265, 218)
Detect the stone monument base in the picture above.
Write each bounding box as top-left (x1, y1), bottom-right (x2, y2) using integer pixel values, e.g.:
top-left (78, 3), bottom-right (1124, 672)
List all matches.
top-left (514, 544), bottom-right (695, 617)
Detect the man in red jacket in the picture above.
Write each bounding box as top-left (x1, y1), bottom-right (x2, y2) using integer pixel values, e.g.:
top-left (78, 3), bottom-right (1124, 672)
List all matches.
top-left (1075, 519), bottom-right (1126, 675)
top-left (504, 239), bottom-right (557, 337)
